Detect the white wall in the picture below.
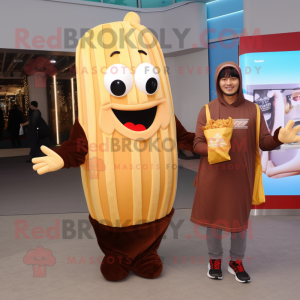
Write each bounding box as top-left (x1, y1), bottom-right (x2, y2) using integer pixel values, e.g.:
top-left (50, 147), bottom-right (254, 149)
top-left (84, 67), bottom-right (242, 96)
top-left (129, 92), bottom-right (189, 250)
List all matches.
top-left (244, 0), bottom-right (300, 36)
top-left (0, 0), bottom-right (209, 132)
top-left (27, 75), bottom-right (49, 125)
top-left (166, 49), bottom-right (209, 133)
top-left (1, 0), bottom-right (207, 54)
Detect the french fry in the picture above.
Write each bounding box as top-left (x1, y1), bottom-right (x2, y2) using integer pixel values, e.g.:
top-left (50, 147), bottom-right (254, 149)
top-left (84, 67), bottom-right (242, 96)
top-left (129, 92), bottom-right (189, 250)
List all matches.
top-left (202, 117), bottom-right (234, 131)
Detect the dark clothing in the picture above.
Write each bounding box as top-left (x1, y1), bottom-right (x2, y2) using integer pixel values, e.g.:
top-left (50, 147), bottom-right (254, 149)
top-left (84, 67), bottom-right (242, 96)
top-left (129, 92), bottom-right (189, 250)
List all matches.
top-left (175, 115), bottom-right (195, 152)
top-left (191, 61), bottom-right (283, 232)
top-left (10, 132), bottom-right (21, 148)
top-left (53, 118), bottom-right (88, 168)
top-left (8, 108), bottom-right (24, 132)
top-left (27, 110), bottom-right (42, 158)
top-left (0, 109), bottom-right (4, 141)
top-left (8, 108), bottom-right (24, 148)
top-left (27, 109), bottom-right (41, 139)
top-left (54, 115), bottom-right (195, 169)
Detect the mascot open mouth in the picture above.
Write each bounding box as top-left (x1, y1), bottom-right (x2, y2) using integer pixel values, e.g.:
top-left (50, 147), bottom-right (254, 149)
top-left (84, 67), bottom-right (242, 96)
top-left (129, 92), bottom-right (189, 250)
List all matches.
top-left (112, 106), bottom-right (157, 131)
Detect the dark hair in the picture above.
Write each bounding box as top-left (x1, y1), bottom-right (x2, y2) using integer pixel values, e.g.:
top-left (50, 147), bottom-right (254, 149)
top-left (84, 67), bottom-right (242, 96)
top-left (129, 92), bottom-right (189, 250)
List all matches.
top-left (218, 67), bottom-right (240, 81)
top-left (31, 101), bottom-right (38, 108)
top-left (13, 104), bottom-right (18, 109)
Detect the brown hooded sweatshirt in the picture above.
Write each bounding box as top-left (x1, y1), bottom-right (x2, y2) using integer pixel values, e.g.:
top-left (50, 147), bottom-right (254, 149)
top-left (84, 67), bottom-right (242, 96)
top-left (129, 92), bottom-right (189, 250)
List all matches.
top-left (190, 61), bottom-right (283, 232)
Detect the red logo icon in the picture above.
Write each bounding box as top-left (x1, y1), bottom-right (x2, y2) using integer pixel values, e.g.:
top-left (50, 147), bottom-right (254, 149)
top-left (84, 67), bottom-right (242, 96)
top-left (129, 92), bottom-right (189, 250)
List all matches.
top-left (83, 157), bottom-right (106, 179)
top-left (24, 56), bottom-right (57, 88)
top-left (23, 246), bottom-right (56, 277)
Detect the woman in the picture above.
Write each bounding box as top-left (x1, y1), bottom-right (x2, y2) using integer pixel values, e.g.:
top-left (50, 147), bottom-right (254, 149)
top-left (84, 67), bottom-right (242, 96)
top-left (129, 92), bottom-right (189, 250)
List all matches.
top-left (21, 101), bottom-right (42, 162)
top-left (8, 104), bottom-right (24, 148)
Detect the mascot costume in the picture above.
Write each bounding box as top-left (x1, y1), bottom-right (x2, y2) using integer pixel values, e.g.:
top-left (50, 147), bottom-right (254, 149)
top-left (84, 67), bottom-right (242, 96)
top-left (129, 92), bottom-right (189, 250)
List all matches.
top-left (32, 12), bottom-right (195, 281)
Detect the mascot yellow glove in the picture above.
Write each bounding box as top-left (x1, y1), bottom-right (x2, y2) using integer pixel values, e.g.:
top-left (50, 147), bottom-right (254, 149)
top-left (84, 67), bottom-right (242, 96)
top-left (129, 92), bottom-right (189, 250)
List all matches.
top-left (278, 120), bottom-right (300, 144)
top-left (32, 145), bottom-right (64, 175)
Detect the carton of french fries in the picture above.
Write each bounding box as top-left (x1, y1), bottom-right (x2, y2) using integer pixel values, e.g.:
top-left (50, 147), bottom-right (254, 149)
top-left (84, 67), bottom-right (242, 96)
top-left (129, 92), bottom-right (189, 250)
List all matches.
top-left (202, 117), bottom-right (234, 131)
top-left (202, 117), bottom-right (234, 164)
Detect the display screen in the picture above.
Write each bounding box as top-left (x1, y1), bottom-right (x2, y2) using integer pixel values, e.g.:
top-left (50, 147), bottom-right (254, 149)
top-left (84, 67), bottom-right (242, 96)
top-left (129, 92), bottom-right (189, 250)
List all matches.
top-left (240, 51), bottom-right (300, 195)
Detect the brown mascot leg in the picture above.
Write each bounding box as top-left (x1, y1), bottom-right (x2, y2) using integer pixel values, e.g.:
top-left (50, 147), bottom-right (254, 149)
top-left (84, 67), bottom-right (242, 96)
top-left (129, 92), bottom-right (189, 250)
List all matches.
top-left (131, 249), bottom-right (163, 279)
top-left (100, 253), bottom-right (131, 282)
top-left (89, 208), bottom-right (175, 281)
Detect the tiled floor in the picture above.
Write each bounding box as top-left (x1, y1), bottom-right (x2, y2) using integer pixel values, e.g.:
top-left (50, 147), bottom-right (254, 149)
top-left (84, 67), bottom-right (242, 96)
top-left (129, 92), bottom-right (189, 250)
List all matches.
top-left (0, 156), bottom-right (198, 216)
top-left (1, 209), bottom-right (300, 300)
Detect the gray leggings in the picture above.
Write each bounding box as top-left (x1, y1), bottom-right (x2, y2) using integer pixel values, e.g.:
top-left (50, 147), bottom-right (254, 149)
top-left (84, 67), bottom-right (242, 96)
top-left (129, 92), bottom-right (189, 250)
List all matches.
top-left (206, 227), bottom-right (247, 261)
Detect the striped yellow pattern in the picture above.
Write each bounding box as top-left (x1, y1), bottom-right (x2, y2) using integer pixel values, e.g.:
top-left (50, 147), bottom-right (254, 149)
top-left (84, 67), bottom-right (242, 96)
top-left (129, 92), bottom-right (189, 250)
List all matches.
top-left (76, 13), bottom-right (178, 227)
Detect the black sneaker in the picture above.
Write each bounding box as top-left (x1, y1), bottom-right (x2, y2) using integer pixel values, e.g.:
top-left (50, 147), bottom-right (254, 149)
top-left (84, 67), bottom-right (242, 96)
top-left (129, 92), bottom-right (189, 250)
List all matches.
top-left (207, 259), bottom-right (223, 280)
top-left (228, 260), bottom-right (251, 283)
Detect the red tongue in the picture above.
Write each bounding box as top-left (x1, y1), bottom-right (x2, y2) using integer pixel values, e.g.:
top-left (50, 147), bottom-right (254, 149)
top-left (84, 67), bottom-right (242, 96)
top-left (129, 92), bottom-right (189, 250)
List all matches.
top-left (124, 122), bottom-right (146, 131)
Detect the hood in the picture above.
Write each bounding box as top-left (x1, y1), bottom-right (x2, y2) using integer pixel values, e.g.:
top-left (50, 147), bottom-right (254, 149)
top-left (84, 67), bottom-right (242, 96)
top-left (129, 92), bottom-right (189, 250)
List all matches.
top-left (215, 61), bottom-right (245, 108)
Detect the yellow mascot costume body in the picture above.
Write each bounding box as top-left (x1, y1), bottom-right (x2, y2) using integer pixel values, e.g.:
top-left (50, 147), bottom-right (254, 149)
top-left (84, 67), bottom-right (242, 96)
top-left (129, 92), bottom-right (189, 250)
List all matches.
top-left (32, 12), bottom-right (196, 281)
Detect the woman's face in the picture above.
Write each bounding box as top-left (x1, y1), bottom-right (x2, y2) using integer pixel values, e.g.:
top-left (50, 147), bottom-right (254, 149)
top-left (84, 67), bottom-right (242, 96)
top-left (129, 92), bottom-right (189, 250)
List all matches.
top-left (219, 76), bottom-right (240, 95)
top-left (291, 94), bottom-right (300, 106)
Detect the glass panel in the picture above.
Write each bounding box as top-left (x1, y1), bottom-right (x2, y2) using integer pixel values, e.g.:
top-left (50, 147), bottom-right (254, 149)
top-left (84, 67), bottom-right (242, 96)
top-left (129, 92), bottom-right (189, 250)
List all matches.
top-left (207, 0), bottom-right (243, 19)
top-left (141, 0), bottom-right (173, 8)
top-left (207, 10), bottom-right (243, 40)
top-left (103, 0), bottom-right (138, 6)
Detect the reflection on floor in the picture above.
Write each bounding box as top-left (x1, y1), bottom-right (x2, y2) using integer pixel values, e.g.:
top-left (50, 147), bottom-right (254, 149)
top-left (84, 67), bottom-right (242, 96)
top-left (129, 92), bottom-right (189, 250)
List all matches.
top-left (1, 210), bottom-right (300, 300)
top-left (0, 148), bottom-right (30, 157)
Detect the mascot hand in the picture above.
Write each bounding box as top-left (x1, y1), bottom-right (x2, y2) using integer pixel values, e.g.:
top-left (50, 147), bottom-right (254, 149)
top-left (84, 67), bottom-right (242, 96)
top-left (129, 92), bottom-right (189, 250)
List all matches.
top-left (278, 120), bottom-right (300, 144)
top-left (32, 145), bottom-right (64, 175)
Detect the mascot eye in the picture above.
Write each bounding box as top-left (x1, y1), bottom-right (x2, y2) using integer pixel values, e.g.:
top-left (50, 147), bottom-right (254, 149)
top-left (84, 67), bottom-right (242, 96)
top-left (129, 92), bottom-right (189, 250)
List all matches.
top-left (134, 63), bottom-right (160, 95)
top-left (104, 64), bottom-right (133, 97)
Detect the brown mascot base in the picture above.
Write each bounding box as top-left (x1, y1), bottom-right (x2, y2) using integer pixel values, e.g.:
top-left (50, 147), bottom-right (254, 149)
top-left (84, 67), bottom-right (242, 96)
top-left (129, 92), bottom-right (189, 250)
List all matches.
top-left (89, 208), bottom-right (175, 281)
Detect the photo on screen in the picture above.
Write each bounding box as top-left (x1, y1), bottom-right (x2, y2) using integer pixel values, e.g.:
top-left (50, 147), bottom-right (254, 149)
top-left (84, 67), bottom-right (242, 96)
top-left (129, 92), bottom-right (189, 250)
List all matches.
top-left (249, 88), bottom-right (300, 179)
top-left (240, 51), bottom-right (300, 191)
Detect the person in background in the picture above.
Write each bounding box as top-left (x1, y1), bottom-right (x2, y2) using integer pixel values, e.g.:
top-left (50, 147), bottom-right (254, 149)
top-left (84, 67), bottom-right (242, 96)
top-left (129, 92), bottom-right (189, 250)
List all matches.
top-left (8, 104), bottom-right (24, 148)
top-left (0, 107), bottom-right (4, 141)
top-left (17, 105), bottom-right (25, 126)
top-left (21, 101), bottom-right (42, 162)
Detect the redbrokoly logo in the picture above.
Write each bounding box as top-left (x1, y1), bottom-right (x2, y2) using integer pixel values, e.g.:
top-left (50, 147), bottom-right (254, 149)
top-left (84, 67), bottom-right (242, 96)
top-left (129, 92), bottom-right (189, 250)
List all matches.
top-left (233, 119), bottom-right (249, 129)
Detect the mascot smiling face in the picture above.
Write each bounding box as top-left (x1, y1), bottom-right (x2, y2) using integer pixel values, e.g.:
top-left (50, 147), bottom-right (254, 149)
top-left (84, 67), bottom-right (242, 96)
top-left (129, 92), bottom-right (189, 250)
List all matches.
top-left (76, 12), bottom-right (177, 227)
